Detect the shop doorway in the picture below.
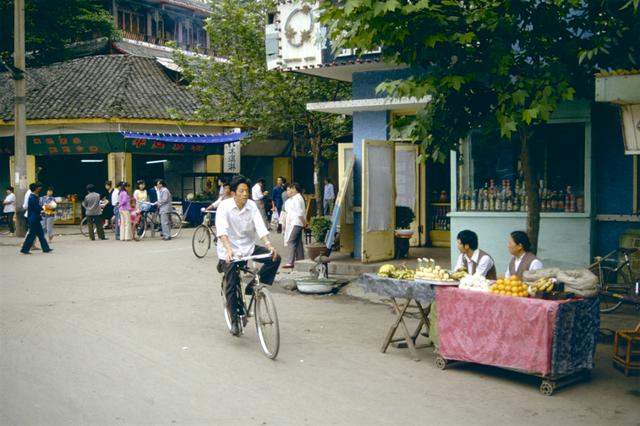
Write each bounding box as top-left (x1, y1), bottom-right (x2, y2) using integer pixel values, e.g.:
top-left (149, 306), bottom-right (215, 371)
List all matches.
top-left (425, 155), bottom-right (451, 248)
top-left (36, 154), bottom-right (107, 197)
top-left (133, 155), bottom-right (166, 186)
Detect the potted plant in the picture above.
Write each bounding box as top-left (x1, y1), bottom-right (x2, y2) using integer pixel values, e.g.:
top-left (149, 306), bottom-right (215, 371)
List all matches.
top-left (305, 216), bottom-right (332, 260)
top-left (395, 206), bottom-right (415, 259)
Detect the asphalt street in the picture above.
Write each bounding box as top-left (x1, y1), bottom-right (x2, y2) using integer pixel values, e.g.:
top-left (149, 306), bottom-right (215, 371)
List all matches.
top-left (1, 230), bottom-right (638, 425)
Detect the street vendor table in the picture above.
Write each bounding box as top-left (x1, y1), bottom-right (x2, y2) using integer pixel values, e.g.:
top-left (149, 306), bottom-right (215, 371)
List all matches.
top-left (360, 273), bottom-right (442, 361)
top-left (435, 286), bottom-right (599, 395)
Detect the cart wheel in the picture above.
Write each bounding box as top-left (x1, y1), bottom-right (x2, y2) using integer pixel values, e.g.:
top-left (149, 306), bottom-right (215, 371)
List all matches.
top-left (435, 356), bottom-right (448, 370)
top-left (539, 380), bottom-right (556, 396)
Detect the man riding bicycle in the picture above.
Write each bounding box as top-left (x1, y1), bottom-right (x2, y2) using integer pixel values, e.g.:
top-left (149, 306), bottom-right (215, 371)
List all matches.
top-left (216, 175), bottom-right (281, 335)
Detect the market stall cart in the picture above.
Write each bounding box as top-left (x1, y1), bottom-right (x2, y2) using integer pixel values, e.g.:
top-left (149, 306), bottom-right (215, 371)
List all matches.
top-left (434, 286), bottom-right (599, 395)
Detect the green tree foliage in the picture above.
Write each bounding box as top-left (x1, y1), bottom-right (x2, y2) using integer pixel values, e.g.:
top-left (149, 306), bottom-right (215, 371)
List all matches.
top-left (1, 0), bottom-right (114, 65)
top-left (319, 0), bottom-right (639, 251)
top-left (175, 0), bottom-right (350, 215)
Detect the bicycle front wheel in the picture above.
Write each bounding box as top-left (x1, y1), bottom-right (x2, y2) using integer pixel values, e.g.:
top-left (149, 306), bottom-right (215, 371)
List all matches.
top-left (255, 287), bottom-right (280, 359)
top-left (192, 225), bottom-right (211, 258)
top-left (170, 212), bottom-right (182, 238)
top-left (599, 266), bottom-right (628, 313)
top-left (80, 217), bottom-right (88, 237)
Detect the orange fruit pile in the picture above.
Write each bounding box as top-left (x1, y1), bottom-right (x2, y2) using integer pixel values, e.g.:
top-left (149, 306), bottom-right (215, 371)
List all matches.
top-left (490, 276), bottom-right (529, 297)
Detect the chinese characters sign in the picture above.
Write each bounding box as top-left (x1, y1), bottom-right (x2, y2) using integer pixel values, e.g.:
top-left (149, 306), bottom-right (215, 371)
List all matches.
top-left (224, 142), bottom-right (241, 173)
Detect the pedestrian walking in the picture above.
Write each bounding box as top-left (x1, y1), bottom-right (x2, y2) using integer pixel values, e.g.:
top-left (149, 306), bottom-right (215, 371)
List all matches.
top-left (102, 181), bottom-right (114, 229)
top-left (271, 176), bottom-right (286, 233)
top-left (21, 183), bottom-right (40, 250)
top-left (155, 179), bottom-right (173, 241)
top-left (39, 186), bottom-right (57, 243)
top-left (82, 184), bottom-right (106, 240)
top-left (282, 182), bottom-right (306, 268)
top-left (323, 178), bottom-right (335, 216)
top-left (3, 186), bottom-right (16, 235)
top-left (111, 181), bottom-right (121, 240)
top-left (118, 182), bottom-right (133, 241)
top-left (20, 183), bottom-right (52, 254)
top-left (252, 178), bottom-right (269, 229)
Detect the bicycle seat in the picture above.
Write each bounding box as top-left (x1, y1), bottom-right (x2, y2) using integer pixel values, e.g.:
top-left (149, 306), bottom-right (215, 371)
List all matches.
top-left (620, 247), bottom-right (639, 255)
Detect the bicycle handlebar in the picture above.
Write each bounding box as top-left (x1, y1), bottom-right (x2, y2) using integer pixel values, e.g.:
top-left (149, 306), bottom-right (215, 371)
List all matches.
top-left (232, 252), bottom-right (273, 263)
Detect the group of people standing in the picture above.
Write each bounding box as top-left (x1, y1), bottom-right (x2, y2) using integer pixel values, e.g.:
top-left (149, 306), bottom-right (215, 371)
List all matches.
top-left (91, 179), bottom-right (173, 241)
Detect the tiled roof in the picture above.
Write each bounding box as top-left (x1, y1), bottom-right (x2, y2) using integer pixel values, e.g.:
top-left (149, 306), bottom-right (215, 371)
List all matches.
top-left (0, 55), bottom-right (202, 122)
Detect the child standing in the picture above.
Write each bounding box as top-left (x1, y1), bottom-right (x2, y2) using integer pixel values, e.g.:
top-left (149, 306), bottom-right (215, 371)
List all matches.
top-left (40, 186), bottom-right (57, 242)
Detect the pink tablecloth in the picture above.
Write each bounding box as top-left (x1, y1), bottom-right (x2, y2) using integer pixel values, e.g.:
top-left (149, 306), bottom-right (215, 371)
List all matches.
top-left (436, 286), bottom-right (562, 375)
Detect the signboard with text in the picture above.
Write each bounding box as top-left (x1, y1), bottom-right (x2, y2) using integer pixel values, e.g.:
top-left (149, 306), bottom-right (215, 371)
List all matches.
top-left (224, 141), bottom-right (241, 173)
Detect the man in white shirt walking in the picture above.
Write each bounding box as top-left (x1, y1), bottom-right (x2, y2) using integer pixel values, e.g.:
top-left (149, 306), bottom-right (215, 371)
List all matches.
top-left (282, 182), bottom-right (307, 268)
top-left (251, 178), bottom-right (269, 229)
top-left (217, 175), bottom-right (280, 335)
top-left (3, 186), bottom-right (16, 235)
top-left (323, 178), bottom-right (335, 216)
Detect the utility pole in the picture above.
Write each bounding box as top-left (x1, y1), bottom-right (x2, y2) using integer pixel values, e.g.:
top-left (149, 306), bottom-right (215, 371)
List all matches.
top-left (13, 0), bottom-right (27, 237)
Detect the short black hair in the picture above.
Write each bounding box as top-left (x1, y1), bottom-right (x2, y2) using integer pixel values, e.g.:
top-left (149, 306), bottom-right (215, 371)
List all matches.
top-left (510, 231), bottom-right (532, 252)
top-left (86, 184), bottom-right (95, 192)
top-left (291, 182), bottom-right (303, 193)
top-left (118, 181), bottom-right (129, 189)
top-left (325, 177), bottom-right (332, 183)
top-left (29, 183), bottom-right (37, 191)
top-left (7, 186), bottom-right (14, 192)
top-left (457, 230), bottom-right (478, 250)
top-left (46, 186), bottom-right (54, 192)
top-left (230, 175), bottom-right (251, 192)
top-left (257, 178), bottom-right (265, 185)
top-left (136, 180), bottom-right (145, 186)
top-left (105, 180), bottom-right (112, 186)
top-left (156, 179), bottom-right (165, 187)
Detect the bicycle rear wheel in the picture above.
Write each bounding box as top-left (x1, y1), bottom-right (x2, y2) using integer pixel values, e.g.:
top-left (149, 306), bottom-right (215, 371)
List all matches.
top-left (255, 287), bottom-right (280, 359)
top-left (192, 225), bottom-right (211, 258)
top-left (599, 266), bottom-right (627, 313)
top-left (133, 218), bottom-right (147, 241)
top-left (170, 212), bottom-right (182, 238)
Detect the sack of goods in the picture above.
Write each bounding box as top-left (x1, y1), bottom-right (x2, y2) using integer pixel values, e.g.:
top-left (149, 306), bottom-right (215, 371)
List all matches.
top-left (556, 269), bottom-right (598, 297)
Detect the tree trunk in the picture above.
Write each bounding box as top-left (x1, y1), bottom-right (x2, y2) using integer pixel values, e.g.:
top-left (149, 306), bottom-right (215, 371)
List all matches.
top-left (311, 134), bottom-right (322, 217)
top-left (520, 130), bottom-right (540, 254)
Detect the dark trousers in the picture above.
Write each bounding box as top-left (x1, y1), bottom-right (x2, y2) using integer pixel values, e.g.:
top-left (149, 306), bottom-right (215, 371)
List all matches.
top-left (219, 245), bottom-right (281, 319)
top-left (5, 212), bottom-right (14, 233)
top-left (87, 215), bottom-right (105, 240)
top-left (286, 225), bottom-right (305, 264)
top-left (20, 220), bottom-right (51, 253)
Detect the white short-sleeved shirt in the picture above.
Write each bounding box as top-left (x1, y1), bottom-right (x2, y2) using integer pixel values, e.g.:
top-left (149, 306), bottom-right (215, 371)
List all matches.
top-left (505, 255), bottom-right (544, 278)
top-left (251, 183), bottom-right (264, 201)
top-left (23, 189), bottom-right (31, 217)
top-left (454, 249), bottom-right (495, 277)
top-left (216, 198), bottom-right (269, 259)
top-left (3, 193), bottom-right (16, 213)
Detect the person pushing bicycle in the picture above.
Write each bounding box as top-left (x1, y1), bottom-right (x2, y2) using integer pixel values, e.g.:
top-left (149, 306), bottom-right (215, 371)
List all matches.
top-left (216, 175), bottom-right (281, 335)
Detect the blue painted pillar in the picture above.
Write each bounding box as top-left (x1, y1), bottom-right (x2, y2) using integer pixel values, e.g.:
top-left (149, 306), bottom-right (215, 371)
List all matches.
top-left (352, 110), bottom-right (389, 259)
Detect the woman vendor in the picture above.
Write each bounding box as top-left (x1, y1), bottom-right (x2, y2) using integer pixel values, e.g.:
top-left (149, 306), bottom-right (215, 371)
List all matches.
top-left (505, 231), bottom-right (543, 278)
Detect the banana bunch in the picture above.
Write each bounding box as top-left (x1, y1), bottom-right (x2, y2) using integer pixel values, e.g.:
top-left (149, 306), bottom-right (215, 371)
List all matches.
top-left (450, 268), bottom-right (468, 281)
top-left (392, 267), bottom-right (415, 280)
top-left (532, 278), bottom-right (555, 293)
top-left (378, 264), bottom-right (397, 277)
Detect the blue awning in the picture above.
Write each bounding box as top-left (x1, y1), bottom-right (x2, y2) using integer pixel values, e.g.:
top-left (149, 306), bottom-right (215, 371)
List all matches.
top-left (121, 131), bottom-right (248, 144)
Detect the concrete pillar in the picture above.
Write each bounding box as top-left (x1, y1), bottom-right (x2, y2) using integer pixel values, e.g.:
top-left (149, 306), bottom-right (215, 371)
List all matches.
top-left (146, 13), bottom-right (152, 37)
top-left (112, 0), bottom-right (118, 29)
top-left (9, 155), bottom-right (35, 185)
top-left (107, 152), bottom-right (132, 184)
top-left (272, 157), bottom-right (292, 183)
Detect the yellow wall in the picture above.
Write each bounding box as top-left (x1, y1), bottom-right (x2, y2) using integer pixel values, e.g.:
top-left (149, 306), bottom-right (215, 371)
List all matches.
top-left (9, 155), bottom-right (36, 186)
top-left (273, 157), bottom-right (292, 182)
top-left (107, 152), bottom-right (132, 184)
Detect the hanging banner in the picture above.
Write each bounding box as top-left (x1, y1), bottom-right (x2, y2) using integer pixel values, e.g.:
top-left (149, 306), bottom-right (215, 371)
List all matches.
top-left (224, 141), bottom-right (241, 173)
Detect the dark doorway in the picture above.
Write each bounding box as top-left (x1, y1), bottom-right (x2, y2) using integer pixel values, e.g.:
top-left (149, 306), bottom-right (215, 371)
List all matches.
top-left (36, 155), bottom-right (107, 197)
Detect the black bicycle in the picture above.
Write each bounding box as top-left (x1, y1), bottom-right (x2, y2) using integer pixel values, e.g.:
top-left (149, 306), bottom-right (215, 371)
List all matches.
top-left (192, 208), bottom-right (217, 258)
top-left (589, 247), bottom-right (640, 313)
top-left (221, 253), bottom-right (280, 359)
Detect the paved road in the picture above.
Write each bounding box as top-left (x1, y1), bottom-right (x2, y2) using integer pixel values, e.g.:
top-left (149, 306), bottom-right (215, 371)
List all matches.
top-left (1, 231), bottom-right (638, 425)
